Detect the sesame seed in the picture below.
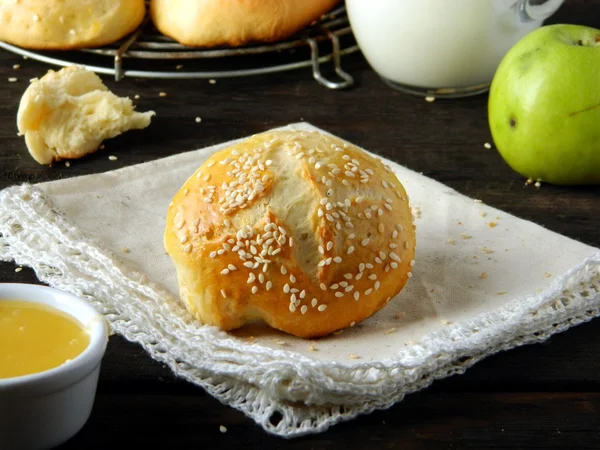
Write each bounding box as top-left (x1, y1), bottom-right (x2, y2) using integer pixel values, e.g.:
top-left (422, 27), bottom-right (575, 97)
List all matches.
top-left (318, 245), bottom-right (325, 254)
top-left (14, 267), bottom-right (22, 272)
top-left (311, 298), bottom-right (318, 307)
top-left (407, 272), bottom-right (413, 278)
top-left (69, 29), bottom-right (76, 35)
top-left (289, 304), bottom-right (296, 313)
top-left (247, 273), bottom-right (256, 283)
top-left (389, 243), bottom-right (398, 249)
top-left (220, 289), bottom-right (227, 298)
top-left (353, 291), bottom-right (360, 301)
top-left (347, 246), bottom-right (355, 255)
top-left (345, 171), bottom-right (355, 178)
top-left (220, 268), bottom-right (230, 275)
top-left (290, 274), bottom-right (297, 283)
top-left (209, 79), bottom-right (216, 84)
top-left (335, 292), bottom-right (344, 297)
top-left (368, 274), bottom-right (377, 280)
top-left (195, 117), bottom-right (202, 123)
top-left (326, 241), bottom-right (333, 251)
top-left (484, 142), bottom-right (492, 149)
top-left (384, 203), bottom-right (393, 211)
top-left (391, 262), bottom-right (398, 269)
top-left (159, 92), bottom-right (167, 97)
top-left (320, 283), bottom-right (326, 290)
top-left (364, 288), bottom-right (373, 296)
top-left (183, 244), bottom-right (192, 253)
top-left (348, 354), bottom-right (361, 359)
top-left (349, 233), bottom-right (356, 240)
top-left (220, 425), bottom-right (227, 433)
top-left (283, 284), bottom-right (290, 293)
top-left (425, 96), bottom-right (435, 102)
top-left (281, 266), bottom-right (287, 275)
top-left (134, 94), bottom-right (140, 99)
top-left (108, 155), bottom-right (118, 161)
top-left (318, 304), bottom-right (327, 312)
top-left (374, 281), bottom-right (381, 290)
top-left (361, 238), bottom-right (369, 246)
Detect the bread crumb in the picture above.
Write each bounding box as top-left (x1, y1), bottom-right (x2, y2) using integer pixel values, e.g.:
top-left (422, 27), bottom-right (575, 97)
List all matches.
top-left (425, 96), bottom-right (435, 102)
top-left (488, 221), bottom-right (497, 228)
top-left (479, 211), bottom-right (487, 217)
top-left (308, 345), bottom-right (318, 351)
top-left (64, 161), bottom-right (70, 167)
top-left (544, 272), bottom-right (552, 278)
top-left (246, 336), bottom-right (255, 342)
top-left (496, 291), bottom-right (507, 296)
top-left (333, 329), bottom-right (344, 336)
top-left (440, 319), bottom-right (452, 325)
top-left (348, 354), bottom-right (361, 359)
top-left (395, 312), bottom-right (407, 320)
top-left (100, 144), bottom-right (105, 150)
top-left (195, 117), bottom-right (202, 123)
top-left (176, 64), bottom-right (184, 70)
top-left (15, 267), bottom-right (22, 273)
top-left (273, 339), bottom-right (286, 345)
top-left (121, 247), bottom-right (130, 253)
top-left (108, 155), bottom-right (118, 161)
top-left (480, 272), bottom-right (488, 279)
top-left (479, 246), bottom-right (494, 254)
top-left (13, 64), bottom-right (20, 69)
top-left (483, 142), bottom-right (492, 149)
top-left (159, 92), bottom-right (167, 97)
top-left (8, 77), bottom-right (17, 82)
top-left (384, 327), bottom-right (397, 335)
top-left (134, 94), bottom-right (140, 99)
top-left (460, 233), bottom-right (472, 240)
top-left (525, 178), bottom-right (534, 186)
top-left (209, 79), bottom-right (217, 84)
top-left (447, 237), bottom-right (456, 245)
top-left (219, 425), bottom-right (227, 434)
top-left (473, 199), bottom-right (482, 203)
top-left (534, 181), bottom-right (541, 188)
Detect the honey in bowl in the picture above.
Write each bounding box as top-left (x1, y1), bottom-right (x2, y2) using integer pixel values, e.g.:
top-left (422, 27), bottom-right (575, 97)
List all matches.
top-left (0, 299), bottom-right (90, 379)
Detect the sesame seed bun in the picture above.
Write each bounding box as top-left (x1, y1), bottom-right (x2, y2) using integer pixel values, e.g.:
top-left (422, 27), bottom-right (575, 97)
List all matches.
top-left (164, 130), bottom-right (416, 338)
top-left (0, 0), bottom-right (146, 50)
top-left (149, 0), bottom-right (340, 48)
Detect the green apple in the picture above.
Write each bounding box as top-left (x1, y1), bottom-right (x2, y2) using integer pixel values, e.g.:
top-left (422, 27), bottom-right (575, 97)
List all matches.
top-left (488, 24), bottom-right (600, 185)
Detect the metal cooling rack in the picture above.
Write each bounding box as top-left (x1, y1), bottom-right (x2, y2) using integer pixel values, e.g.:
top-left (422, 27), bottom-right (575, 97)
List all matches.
top-left (0, 5), bottom-right (359, 89)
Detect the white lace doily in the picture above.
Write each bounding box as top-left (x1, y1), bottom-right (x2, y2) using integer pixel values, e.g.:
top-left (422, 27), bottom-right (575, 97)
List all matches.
top-left (1, 123), bottom-right (599, 437)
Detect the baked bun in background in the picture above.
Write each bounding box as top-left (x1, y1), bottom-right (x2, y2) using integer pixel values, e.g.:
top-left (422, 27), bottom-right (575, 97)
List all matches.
top-left (164, 130), bottom-right (416, 338)
top-left (0, 0), bottom-right (146, 50)
top-left (150, 0), bottom-right (340, 47)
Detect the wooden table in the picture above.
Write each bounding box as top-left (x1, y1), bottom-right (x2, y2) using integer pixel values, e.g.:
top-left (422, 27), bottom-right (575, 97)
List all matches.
top-left (1, 3), bottom-right (599, 448)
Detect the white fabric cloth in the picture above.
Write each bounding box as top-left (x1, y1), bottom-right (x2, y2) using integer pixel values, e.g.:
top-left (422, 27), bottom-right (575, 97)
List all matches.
top-left (1, 122), bottom-right (599, 437)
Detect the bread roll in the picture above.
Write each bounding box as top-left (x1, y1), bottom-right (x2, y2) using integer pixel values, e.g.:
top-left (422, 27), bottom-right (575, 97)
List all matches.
top-left (150, 0), bottom-right (340, 47)
top-left (0, 0), bottom-right (145, 50)
top-left (17, 65), bottom-right (155, 165)
top-left (164, 130), bottom-right (416, 338)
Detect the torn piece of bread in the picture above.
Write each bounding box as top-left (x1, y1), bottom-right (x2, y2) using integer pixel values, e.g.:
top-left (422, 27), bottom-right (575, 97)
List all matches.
top-left (17, 65), bottom-right (155, 165)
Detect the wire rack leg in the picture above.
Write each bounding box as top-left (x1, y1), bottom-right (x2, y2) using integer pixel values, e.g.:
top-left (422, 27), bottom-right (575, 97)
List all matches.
top-left (307, 33), bottom-right (354, 90)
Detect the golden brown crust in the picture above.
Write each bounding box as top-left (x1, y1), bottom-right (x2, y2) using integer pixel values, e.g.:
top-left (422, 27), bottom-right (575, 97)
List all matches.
top-left (0, 0), bottom-right (146, 50)
top-left (164, 130), bottom-right (416, 338)
top-left (150, 0), bottom-right (340, 47)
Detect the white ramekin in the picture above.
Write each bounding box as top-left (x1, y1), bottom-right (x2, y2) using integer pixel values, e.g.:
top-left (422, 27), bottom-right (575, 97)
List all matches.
top-left (0, 283), bottom-right (109, 450)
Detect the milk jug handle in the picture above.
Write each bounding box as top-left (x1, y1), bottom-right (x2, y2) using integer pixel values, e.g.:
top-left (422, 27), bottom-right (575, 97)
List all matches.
top-left (518, 0), bottom-right (564, 22)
